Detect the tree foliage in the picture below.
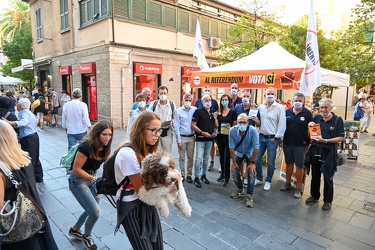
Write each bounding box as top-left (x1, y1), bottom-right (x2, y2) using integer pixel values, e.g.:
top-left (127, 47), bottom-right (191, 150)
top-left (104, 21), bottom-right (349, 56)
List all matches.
top-left (2, 24), bottom-right (34, 90)
top-left (0, 0), bottom-right (30, 43)
top-left (336, 0), bottom-right (375, 87)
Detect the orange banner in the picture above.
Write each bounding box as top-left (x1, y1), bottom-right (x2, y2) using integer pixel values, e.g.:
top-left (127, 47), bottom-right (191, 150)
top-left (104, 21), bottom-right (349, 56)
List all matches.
top-left (191, 68), bottom-right (303, 90)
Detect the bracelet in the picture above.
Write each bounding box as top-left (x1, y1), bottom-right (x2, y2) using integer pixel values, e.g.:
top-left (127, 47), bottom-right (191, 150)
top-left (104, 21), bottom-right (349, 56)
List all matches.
top-left (200, 130), bottom-right (203, 134)
top-left (325, 139), bottom-right (328, 144)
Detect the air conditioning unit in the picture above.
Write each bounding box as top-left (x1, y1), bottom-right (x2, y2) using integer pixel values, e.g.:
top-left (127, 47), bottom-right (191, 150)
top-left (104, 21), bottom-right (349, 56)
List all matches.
top-left (208, 37), bottom-right (221, 49)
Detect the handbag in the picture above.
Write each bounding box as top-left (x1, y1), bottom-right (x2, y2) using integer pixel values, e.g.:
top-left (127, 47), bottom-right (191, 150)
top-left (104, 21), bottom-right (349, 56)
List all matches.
top-left (0, 163), bottom-right (47, 244)
top-left (334, 116), bottom-right (347, 166)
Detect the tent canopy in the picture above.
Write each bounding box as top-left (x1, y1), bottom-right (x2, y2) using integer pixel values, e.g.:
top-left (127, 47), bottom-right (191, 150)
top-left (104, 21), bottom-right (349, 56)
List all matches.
top-left (0, 74), bottom-right (26, 85)
top-left (191, 41), bottom-right (350, 89)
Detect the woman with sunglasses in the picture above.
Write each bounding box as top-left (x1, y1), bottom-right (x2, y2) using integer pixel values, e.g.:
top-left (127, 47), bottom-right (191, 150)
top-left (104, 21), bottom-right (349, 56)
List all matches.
top-left (115, 111), bottom-right (180, 249)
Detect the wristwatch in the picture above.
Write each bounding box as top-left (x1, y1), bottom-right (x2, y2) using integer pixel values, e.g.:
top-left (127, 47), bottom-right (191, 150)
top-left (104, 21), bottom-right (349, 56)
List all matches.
top-left (91, 177), bottom-right (97, 184)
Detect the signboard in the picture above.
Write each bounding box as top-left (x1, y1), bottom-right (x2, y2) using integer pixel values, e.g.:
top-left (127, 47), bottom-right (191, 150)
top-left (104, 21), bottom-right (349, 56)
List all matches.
top-left (58, 66), bottom-right (72, 75)
top-left (78, 63), bottom-right (96, 74)
top-left (191, 68), bottom-right (303, 89)
top-left (341, 121), bottom-right (360, 160)
top-left (182, 67), bottom-right (200, 76)
top-left (110, 52), bottom-right (130, 64)
top-left (134, 63), bottom-right (162, 74)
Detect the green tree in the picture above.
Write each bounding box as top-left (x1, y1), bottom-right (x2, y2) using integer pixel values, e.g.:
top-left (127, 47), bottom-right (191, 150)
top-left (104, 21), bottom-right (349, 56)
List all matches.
top-left (0, 0), bottom-right (30, 43)
top-left (218, 0), bottom-right (286, 63)
top-left (2, 24), bottom-right (34, 90)
top-left (336, 0), bottom-right (375, 87)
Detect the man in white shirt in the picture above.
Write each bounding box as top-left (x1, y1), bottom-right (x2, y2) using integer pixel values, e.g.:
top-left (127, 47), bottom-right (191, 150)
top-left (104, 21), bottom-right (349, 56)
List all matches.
top-left (253, 87), bottom-right (286, 191)
top-left (60, 90), bottom-right (71, 107)
top-left (174, 93), bottom-right (197, 183)
top-left (62, 88), bottom-right (91, 150)
top-left (148, 86), bottom-right (176, 152)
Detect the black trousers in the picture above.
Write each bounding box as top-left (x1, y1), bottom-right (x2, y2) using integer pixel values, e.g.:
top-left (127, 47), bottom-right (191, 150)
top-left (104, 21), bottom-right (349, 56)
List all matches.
top-left (216, 134), bottom-right (230, 181)
top-left (310, 155), bottom-right (334, 203)
top-left (19, 133), bottom-right (44, 181)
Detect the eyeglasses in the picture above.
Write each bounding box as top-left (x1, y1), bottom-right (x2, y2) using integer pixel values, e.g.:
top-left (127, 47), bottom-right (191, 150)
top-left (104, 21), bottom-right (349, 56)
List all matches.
top-left (320, 106), bottom-right (330, 109)
top-left (294, 100), bottom-right (304, 102)
top-left (238, 121), bottom-right (248, 125)
top-left (147, 128), bottom-right (163, 135)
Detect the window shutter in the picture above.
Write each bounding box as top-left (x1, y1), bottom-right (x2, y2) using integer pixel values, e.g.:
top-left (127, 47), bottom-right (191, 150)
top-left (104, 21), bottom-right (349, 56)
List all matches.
top-left (114, 0), bottom-right (129, 19)
top-left (179, 11), bottom-right (189, 32)
top-left (149, 2), bottom-right (161, 25)
top-left (164, 7), bottom-right (176, 28)
top-left (132, 0), bottom-right (146, 22)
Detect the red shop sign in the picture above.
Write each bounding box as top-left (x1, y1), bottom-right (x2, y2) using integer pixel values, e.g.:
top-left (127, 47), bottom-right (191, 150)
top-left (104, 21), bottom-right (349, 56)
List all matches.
top-left (58, 66), bottom-right (72, 75)
top-left (182, 67), bottom-right (200, 76)
top-left (134, 63), bottom-right (162, 74)
top-left (78, 63), bottom-right (96, 74)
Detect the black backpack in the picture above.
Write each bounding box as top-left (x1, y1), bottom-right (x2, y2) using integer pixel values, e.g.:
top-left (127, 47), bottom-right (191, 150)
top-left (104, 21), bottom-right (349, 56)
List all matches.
top-left (96, 142), bottom-right (132, 208)
top-left (151, 100), bottom-right (175, 119)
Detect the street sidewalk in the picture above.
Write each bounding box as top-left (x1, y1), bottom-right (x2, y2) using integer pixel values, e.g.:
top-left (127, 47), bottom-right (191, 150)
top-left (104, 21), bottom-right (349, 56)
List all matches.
top-left (36, 110), bottom-right (375, 250)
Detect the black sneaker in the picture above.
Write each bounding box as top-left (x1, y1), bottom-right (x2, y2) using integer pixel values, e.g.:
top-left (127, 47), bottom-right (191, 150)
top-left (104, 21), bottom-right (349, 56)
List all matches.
top-left (69, 227), bottom-right (83, 240)
top-left (82, 235), bottom-right (97, 250)
top-left (186, 176), bottom-right (192, 183)
top-left (280, 182), bottom-right (292, 191)
top-left (222, 181), bottom-right (229, 187)
top-left (217, 175), bottom-right (225, 182)
top-left (305, 196), bottom-right (318, 205)
top-left (181, 176), bottom-right (185, 182)
top-left (200, 174), bottom-right (210, 184)
top-left (322, 202), bottom-right (332, 210)
top-left (194, 177), bottom-right (201, 188)
top-left (208, 161), bottom-right (214, 171)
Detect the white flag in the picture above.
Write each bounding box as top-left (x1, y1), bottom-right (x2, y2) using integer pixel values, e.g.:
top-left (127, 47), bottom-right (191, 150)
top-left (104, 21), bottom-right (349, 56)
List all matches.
top-left (193, 20), bottom-right (209, 71)
top-left (300, 0), bottom-right (321, 96)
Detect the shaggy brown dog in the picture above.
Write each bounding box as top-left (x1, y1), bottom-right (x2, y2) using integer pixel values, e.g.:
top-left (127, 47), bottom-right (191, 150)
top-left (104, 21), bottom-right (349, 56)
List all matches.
top-left (138, 151), bottom-right (192, 217)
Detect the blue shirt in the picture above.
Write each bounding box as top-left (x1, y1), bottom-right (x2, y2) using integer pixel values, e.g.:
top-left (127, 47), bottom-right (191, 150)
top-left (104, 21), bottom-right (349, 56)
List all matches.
top-left (174, 106), bottom-right (197, 143)
top-left (15, 109), bottom-right (37, 138)
top-left (231, 96), bottom-right (242, 109)
top-left (131, 102), bottom-right (150, 110)
top-left (229, 125), bottom-right (259, 158)
top-left (234, 104), bottom-right (256, 126)
top-left (127, 109), bottom-right (145, 135)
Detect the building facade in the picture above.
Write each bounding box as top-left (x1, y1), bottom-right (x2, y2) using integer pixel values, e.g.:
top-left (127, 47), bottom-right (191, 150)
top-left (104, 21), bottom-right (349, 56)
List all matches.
top-left (25, 0), bottom-right (241, 128)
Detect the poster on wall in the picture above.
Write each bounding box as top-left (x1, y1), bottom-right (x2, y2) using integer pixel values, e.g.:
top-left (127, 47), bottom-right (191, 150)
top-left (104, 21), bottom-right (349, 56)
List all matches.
top-left (341, 121), bottom-right (360, 161)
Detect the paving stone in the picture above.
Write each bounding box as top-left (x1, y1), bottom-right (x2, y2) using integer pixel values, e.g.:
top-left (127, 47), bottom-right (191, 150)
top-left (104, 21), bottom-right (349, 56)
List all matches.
top-left (322, 228), bottom-right (375, 250)
top-left (288, 226), bottom-right (332, 248)
top-left (348, 212), bottom-right (375, 230)
top-left (333, 195), bottom-right (354, 208)
top-left (253, 234), bottom-right (295, 250)
top-left (334, 186), bottom-right (353, 196)
top-left (348, 189), bottom-right (369, 201)
top-left (329, 206), bottom-right (355, 222)
top-left (331, 221), bottom-right (375, 247)
top-left (291, 237), bottom-right (326, 250)
top-left (163, 228), bottom-right (208, 250)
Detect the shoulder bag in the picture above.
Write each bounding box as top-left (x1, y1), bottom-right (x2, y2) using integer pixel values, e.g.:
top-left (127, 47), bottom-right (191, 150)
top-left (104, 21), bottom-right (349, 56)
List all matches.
top-left (0, 163), bottom-right (47, 244)
top-left (334, 116), bottom-right (347, 166)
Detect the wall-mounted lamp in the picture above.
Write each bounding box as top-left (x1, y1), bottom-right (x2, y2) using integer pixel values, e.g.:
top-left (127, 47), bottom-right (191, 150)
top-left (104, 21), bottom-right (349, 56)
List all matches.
top-left (169, 77), bottom-right (174, 82)
top-left (47, 74), bottom-right (52, 79)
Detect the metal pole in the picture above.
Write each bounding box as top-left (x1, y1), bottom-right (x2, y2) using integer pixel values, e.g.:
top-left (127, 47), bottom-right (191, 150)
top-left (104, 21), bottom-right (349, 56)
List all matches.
top-left (345, 87), bottom-right (349, 120)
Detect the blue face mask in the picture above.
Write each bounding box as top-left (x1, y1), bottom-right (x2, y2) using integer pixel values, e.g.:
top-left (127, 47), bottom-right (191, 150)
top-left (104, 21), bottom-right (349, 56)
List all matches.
top-left (238, 124), bottom-right (248, 132)
top-left (204, 91), bottom-right (211, 96)
top-left (221, 101), bottom-right (229, 107)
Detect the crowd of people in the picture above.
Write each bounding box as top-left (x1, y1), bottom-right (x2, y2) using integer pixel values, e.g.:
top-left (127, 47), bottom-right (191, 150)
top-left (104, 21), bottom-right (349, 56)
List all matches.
top-left (0, 83), bottom-right (355, 249)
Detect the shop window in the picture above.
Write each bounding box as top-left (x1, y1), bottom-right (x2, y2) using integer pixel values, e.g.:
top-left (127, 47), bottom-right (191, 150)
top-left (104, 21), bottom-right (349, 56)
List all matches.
top-left (149, 2), bottom-right (162, 25)
top-left (60, 0), bottom-right (69, 32)
top-left (164, 7), bottom-right (176, 28)
top-left (36, 8), bottom-right (42, 41)
top-left (114, 0), bottom-right (129, 19)
top-left (132, 0), bottom-right (146, 22)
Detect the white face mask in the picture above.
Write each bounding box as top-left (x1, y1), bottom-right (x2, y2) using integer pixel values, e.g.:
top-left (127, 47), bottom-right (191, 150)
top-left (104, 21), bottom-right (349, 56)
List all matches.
top-left (242, 98), bottom-right (250, 105)
top-left (159, 94), bottom-right (167, 101)
top-left (204, 102), bottom-right (212, 109)
top-left (138, 101), bottom-right (146, 109)
top-left (266, 95), bottom-right (275, 103)
top-left (184, 101), bottom-right (191, 109)
top-left (293, 102), bottom-right (303, 109)
top-left (231, 89), bottom-right (238, 96)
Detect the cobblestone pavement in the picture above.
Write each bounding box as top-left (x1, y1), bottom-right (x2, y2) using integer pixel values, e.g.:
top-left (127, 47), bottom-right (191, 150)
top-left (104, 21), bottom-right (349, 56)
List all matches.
top-left (36, 109), bottom-right (375, 250)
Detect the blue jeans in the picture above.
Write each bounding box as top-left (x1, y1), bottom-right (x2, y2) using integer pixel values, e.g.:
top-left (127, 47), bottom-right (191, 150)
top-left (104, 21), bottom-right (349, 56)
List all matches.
top-left (67, 132), bottom-right (87, 150)
top-left (255, 136), bottom-right (280, 183)
top-left (69, 174), bottom-right (100, 236)
top-left (194, 141), bottom-right (213, 178)
top-left (233, 155), bottom-right (255, 195)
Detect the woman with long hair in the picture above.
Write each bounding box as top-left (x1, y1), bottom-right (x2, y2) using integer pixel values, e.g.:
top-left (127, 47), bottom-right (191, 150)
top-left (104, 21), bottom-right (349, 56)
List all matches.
top-left (0, 120), bottom-right (58, 249)
top-left (115, 111), bottom-right (178, 249)
top-left (216, 94), bottom-right (238, 187)
top-left (68, 120), bottom-right (113, 250)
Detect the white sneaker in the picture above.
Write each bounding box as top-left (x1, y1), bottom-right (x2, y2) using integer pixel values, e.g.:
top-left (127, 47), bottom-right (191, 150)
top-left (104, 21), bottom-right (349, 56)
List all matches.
top-left (254, 179), bottom-right (263, 186)
top-left (263, 181), bottom-right (271, 191)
